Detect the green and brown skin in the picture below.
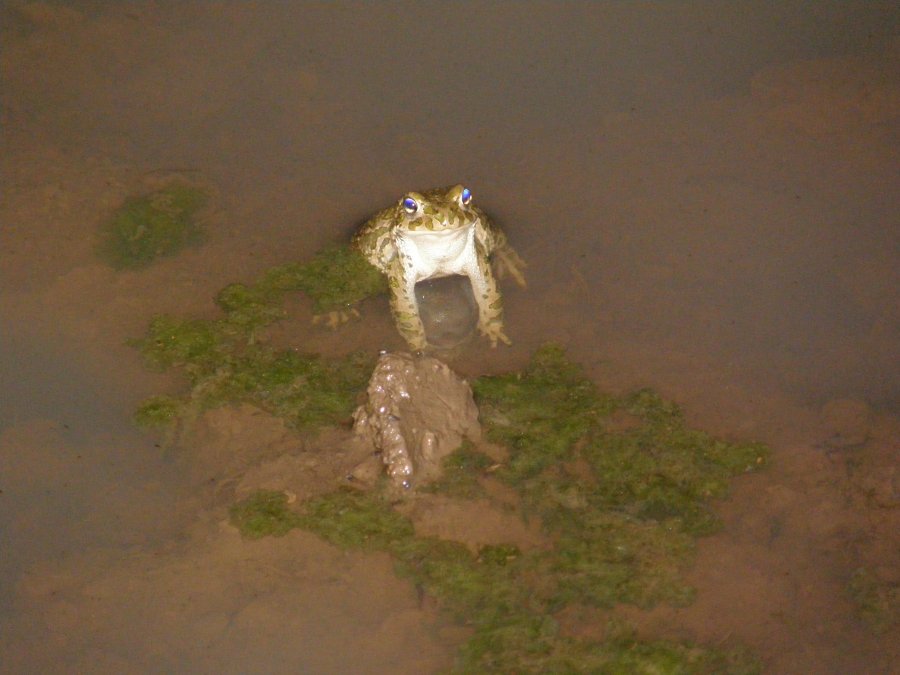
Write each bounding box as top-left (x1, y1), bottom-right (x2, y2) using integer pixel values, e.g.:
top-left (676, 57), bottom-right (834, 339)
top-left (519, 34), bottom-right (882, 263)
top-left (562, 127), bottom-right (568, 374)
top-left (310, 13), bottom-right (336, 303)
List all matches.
top-left (353, 185), bottom-right (526, 350)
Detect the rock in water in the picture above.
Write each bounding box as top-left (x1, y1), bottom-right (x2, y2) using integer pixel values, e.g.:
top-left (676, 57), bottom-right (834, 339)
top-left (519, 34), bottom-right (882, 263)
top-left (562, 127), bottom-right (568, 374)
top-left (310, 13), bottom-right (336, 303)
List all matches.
top-left (353, 352), bottom-right (481, 488)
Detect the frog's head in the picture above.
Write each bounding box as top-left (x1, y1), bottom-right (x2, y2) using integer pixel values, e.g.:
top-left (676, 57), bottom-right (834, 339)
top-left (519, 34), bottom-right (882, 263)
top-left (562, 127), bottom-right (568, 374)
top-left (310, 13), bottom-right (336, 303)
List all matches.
top-left (395, 184), bottom-right (478, 232)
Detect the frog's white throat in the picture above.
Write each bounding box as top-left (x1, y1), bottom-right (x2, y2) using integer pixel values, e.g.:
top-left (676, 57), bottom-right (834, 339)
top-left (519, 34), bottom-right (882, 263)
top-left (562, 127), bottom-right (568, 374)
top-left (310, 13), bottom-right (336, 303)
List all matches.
top-left (395, 224), bottom-right (478, 282)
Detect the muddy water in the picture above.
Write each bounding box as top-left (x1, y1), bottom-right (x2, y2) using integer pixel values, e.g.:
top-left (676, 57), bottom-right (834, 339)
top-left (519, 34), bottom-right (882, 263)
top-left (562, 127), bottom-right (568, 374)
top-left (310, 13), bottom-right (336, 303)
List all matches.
top-left (0, 332), bottom-right (185, 599)
top-left (1, 2), bottom-right (898, 673)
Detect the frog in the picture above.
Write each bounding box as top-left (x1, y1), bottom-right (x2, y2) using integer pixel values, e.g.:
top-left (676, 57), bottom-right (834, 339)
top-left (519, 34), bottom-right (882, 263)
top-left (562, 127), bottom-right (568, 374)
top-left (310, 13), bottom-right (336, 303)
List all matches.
top-left (352, 184), bottom-right (526, 350)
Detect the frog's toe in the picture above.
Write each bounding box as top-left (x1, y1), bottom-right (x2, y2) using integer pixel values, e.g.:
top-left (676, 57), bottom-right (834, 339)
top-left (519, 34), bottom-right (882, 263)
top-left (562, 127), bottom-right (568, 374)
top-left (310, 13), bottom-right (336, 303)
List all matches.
top-left (483, 325), bottom-right (512, 348)
top-left (310, 312), bottom-right (333, 328)
top-left (494, 248), bottom-right (527, 288)
top-left (408, 337), bottom-right (428, 351)
top-left (312, 307), bottom-right (360, 329)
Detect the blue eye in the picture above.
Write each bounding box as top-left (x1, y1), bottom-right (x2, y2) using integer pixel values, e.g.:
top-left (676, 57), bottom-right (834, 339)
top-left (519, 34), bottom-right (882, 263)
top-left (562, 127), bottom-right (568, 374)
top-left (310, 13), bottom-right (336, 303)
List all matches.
top-left (461, 187), bottom-right (472, 205)
top-left (402, 197), bottom-right (418, 213)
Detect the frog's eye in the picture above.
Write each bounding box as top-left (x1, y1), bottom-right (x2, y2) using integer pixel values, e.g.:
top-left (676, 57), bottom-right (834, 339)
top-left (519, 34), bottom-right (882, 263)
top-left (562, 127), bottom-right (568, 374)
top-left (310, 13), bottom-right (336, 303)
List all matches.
top-left (460, 187), bottom-right (472, 205)
top-left (402, 197), bottom-right (418, 214)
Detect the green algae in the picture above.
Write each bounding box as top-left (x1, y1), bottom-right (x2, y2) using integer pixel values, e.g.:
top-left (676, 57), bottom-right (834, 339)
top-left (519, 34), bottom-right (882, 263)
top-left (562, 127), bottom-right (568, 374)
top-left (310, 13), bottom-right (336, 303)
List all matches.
top-left (258, 245), bottom-right (387, 314)
top-left (136, 315), bottom-right (230, 376)
top-left (214, 282), bottom-right (287, 340)
top-left (97, 182), bottom-right (209, 269)
top-left (471, 344), bottom-right (768, 609)
top-left (130, 249), bottom-right (380, 432)
top-left (229, 489), bottom-right (303, 539)
top-left (297, 487), bottom-right (416, 550)
top-left (848, 567), bottom-right (900, 634)
top-left (582, 387), bottom-right (767, 539)
top-left (136, 262), bottom-right (767, 675)
top-left (133, 394), bottom-right (183, 429)
top-left (205, 245), bottom-right (386, 338)
top-left (459, 618), bottom-right (760, 675)
top-left (222, 345), bottom-right (767, 673)
top-left (474, 343), bottom-right (614, 486)
top-left (132, 313), bottom-right (372, 431)
top-left (420, 441), bottom-right (496, 499)
top-left (236, 486), bottom-right (759, 674)
top-left (130, 240), bottom-right (394, 431)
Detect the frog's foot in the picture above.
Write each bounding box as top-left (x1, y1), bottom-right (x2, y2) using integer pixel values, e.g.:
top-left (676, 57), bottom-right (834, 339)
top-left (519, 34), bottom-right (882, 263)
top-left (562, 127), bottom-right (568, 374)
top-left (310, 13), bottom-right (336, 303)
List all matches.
top-left (391, 307), bottom-right (429, 351)
top-left (312, 307), bottom-right (361, 329)
top-left (481, 322), bottom-right (512, 348)
top-left (493, 247), bottom-right (527, 288)
top-left (406, 337), bottom-right (428, 351)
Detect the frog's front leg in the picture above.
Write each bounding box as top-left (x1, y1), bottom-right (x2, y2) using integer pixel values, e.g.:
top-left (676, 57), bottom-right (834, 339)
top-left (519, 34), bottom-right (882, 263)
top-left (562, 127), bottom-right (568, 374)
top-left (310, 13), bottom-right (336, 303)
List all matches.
top-left (467, 250), bottom-right (511, 347)
top-left (387, 263), bottom-right (428, 350)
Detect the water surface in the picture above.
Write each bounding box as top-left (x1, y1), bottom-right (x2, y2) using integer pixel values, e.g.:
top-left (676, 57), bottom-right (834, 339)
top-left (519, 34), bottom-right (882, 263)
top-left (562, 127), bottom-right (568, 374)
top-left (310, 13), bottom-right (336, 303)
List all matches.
top-left (1, 3), bottom-right (897, 673)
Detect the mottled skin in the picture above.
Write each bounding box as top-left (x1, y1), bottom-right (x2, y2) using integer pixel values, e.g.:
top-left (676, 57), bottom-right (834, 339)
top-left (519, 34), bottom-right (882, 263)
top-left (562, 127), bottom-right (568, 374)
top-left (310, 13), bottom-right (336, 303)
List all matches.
top-left (353, 185), bottom-right (526, 349)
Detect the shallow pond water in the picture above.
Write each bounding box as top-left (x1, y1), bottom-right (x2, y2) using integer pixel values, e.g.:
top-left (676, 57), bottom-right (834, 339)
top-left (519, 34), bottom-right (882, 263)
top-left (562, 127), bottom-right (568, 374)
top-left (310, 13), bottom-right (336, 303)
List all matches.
top-left (1, 2), bottom-right (897, 673)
